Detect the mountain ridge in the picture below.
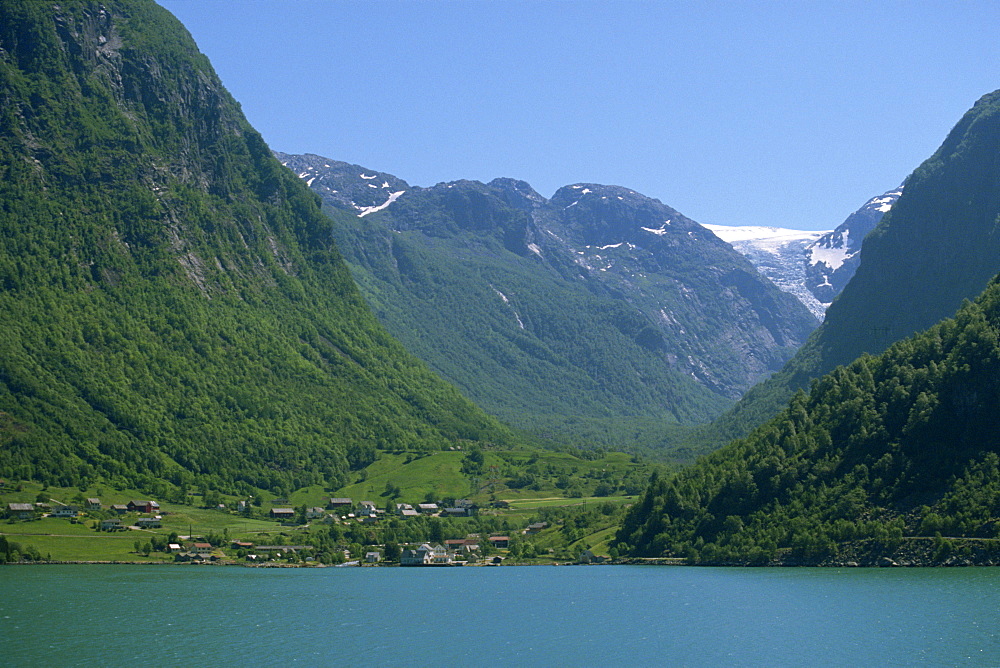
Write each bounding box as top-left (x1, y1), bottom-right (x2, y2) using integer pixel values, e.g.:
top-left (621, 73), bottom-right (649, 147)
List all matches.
top-left (278, 151), bottom-right (818, 451)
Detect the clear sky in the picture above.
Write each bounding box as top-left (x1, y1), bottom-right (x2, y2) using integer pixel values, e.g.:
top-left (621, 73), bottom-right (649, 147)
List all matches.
top-left (158, 0), bottom-right (1000, 231)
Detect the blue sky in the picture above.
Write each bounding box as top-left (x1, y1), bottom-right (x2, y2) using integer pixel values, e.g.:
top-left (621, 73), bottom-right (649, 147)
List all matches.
top-left (159, 0), bottom-right (1000, 231)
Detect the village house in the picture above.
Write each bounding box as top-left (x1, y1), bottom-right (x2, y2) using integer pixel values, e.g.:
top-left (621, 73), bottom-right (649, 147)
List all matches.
top-left (135, 517), bottom-right (161, 528)
top-left (86, 498), bottom-right (101, 510)
top-left (578, 549), bottom-right (607, 564)
top-left (489, 536), bottom-right (510, 549)
top-left (110, 504), bottom-right (129, 514)
top-left (127, 500), bottom-right (159, 513)
top-left (231, 540), bottom-right (254, 550)
top-left (50, 504), bottom-right (79, 518)
top-left (365, 551), bottom-right (381, 564)
top-left (306, 507), bottom-right (326, 520)
top-left (269, 507), bottom-right (296, 520)
top-left (395, 503), bottom-right (419, 518)
top-left (328, 498), bottom-right (352, 509)
top-left (254, 545), bottom-right (308, 556)
top-left (442, 507), bottom-right (469, 518)
top-left (7, 502), bottom-right (34, 520)
top-left (526, 522), bottom-right (548, 534)
top-left (417, 503), bottom-right (439, 514)
top-left (100, 518), bottom-right (122, 531)
top-left (168, 543), bottom-right (182, 553)
top-left (444, 538), bottom-right (480, 556)
top-left (401, 543), bottom-right (450, 566)
top-left (192, 542), bottom-right (213, 554)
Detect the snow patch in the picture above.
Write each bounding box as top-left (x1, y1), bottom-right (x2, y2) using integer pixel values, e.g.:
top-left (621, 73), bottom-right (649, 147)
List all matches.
top-left (492, 286), bottom-right (525, 329)
top-left (702, 223), bottom-right (828, 245)
top-left (360, 173), bottom-right (377, 179)
top-left (306, 177), bottom-right (316, 187)
top-left (527, 243), bottom-right (542, 256)
top-left (598, 242), bottom-right (624, 249)
top-left (641, 226), bottom-right (669, 236)
top-left (357, 191), bottom-right (405, 217)
top-left (809, 245), bottom-right (851, 271)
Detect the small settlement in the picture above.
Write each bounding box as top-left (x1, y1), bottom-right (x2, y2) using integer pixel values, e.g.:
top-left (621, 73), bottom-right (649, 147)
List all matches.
top-left (2, 493), bottom-right (600, 566)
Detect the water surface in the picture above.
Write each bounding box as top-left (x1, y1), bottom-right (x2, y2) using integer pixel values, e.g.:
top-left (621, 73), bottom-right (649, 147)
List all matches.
top-left (2, 565), bottom-right (998, 666)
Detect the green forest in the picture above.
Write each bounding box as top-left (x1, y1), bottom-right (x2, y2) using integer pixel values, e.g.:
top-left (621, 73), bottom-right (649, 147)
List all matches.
top-left (616, 276), bottom-right (1000, 565)
top-left (0, 0), bottom-right (516, 499)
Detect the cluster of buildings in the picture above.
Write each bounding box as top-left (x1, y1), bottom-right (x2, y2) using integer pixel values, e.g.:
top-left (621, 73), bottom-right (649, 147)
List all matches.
top-left (5, 498), bottom-right (162, 532)
top-left (267, 497), bottom-right (480, 524)
top-left (399, 535), bottom-right (512, 566)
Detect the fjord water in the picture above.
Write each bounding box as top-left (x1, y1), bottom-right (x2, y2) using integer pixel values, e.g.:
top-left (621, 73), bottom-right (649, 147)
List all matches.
top-left (3, 565), bottom-right (999, 666)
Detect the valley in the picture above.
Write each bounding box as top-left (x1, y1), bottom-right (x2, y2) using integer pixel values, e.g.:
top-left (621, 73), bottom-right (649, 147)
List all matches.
top-left (2, 0), bottom-right (1000, 573)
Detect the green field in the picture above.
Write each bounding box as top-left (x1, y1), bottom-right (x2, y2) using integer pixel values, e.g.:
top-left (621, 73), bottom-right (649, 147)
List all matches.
top-left (1, 447), bottom-right (651, 565)
top-left (334, 451), bottom-right (476, 502)
top-left (503, 495), bottom-right (633, 510)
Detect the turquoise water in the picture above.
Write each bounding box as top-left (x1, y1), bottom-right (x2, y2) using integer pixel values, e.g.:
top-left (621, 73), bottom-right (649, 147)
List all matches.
top-left (2, 565), bottom-right (999, 666)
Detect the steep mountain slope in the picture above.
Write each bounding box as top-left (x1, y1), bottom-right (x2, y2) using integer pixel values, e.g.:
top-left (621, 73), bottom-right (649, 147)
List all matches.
top-left (703, 225), bottom-right (829, 319)
top-left (0, 0), bottom-right (516, 496)
top-left (617, 275), bottom-right (1000, 565)
top-left (803, 186), bottom-right (903, 305)
top-left (703, 187), bottom-right (903, 321)
top-left (712, 90), bottom-right (1000, 442)
top-left (278, 152), bottom-right (818, 449)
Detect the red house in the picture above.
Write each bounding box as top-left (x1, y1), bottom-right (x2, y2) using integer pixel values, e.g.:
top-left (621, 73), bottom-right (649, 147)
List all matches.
top-left (127, 500), bottom-right (159, 513)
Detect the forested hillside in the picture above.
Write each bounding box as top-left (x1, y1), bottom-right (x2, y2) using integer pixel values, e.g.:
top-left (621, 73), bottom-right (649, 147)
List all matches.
top-left (617, 276), bottom-right (1000, 565)
top-left (0, 0), bottom-right (517, 498)
top-left (710, 90), bottom-right (1000, 446)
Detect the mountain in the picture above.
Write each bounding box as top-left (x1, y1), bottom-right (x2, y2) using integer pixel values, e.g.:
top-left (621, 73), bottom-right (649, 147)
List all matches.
top-left (702, 225), bottom-right (830, 319)
top-left (277, 152), bottom-right (819, 450)
top-left (803, 186), bottom-right (903, 305)
top-left (616, 274), bottom-right (1000, 566)
top-left (0, 0), bottom-right (517, 497)
top-left (711, 90), bottom-right (1000, 443)
top-left (702, 187), bottom-right (903, 321)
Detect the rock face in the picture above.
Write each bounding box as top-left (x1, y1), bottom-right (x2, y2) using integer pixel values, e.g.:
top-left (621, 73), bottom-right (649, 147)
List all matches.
top-left (703, 225), bottom-right (830, 320)
top-left (277, 153), bottom-right (819, 447)
top-left (803, 187), bottom-right (903, 305)
top-left (274, 153), bottom-right (409, 217)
